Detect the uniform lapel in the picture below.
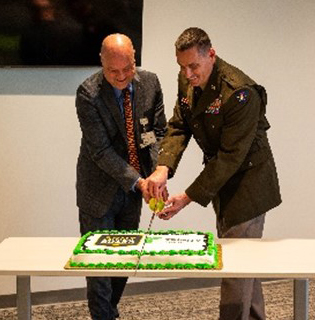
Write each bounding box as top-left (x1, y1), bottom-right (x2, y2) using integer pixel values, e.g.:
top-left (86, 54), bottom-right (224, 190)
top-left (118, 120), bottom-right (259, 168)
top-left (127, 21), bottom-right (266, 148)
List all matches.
top-left (191, 62), bottom-right (221, 119)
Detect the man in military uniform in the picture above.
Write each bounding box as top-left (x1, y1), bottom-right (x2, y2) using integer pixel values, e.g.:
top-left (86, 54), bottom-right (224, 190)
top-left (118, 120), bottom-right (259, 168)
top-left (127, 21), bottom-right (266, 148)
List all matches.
top-left (146, 27), bottom-right (281, 320)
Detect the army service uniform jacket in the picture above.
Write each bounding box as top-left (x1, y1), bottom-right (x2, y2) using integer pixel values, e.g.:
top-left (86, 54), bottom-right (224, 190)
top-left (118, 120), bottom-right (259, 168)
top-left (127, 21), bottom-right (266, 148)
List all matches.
top-left (158, 57), bottom-right (281, 229)
top-left (76, 69), bottom-right (167, 218)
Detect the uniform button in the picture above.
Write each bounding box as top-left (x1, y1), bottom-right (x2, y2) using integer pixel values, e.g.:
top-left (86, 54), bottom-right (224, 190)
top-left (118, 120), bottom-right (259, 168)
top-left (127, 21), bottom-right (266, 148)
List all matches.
top-left (248, 161), bottom-right (253, 167)
top-left (212, 125), bottom-right (215, 129)
top-left (194, 123), bottom-right (199, 128)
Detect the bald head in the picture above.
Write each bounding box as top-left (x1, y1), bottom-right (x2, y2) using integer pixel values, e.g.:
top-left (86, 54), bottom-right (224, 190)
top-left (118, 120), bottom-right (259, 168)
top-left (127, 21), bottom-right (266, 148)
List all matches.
top-left (101, 34), bottom-right (134, 61)
top-left (100, 34), bottom-right (136, 90)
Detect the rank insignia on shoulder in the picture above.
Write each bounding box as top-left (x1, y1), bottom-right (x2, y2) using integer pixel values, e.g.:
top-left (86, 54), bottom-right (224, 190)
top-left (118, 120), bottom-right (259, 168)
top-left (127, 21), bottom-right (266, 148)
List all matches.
top-left (235, 89), bottom-right (249, 104)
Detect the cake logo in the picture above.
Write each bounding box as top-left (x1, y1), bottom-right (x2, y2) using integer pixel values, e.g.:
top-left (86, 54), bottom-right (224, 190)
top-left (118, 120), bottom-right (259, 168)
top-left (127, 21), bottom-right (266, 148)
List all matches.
top-left (95, 235), bottom-right (143, 247)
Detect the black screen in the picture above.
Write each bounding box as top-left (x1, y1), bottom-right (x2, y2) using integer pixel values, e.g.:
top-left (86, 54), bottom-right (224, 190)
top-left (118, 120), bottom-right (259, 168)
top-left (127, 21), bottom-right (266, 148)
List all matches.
top-left (0, 0), bottom-right (143, 67)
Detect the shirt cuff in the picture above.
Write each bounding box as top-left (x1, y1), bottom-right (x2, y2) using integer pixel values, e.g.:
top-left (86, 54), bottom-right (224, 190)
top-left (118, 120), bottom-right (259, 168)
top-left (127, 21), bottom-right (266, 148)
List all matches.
top-left (131, 177), bottom-right (142, 192)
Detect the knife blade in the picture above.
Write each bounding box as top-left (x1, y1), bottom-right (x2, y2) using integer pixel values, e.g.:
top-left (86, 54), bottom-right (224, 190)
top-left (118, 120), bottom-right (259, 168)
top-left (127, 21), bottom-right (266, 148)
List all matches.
top-left (146, 211), bottom-right (156, 234)
top-left (135, 211), bottom-right (155, 270)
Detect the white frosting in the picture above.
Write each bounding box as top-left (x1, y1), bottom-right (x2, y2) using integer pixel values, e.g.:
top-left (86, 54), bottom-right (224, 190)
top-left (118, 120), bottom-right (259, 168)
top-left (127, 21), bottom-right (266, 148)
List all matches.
top-left (71, 251), bottom-right (139, 265)
top-left (144, 234), bottom-right (207, 251)
top-left (71, 232), bottom-right (215, 267)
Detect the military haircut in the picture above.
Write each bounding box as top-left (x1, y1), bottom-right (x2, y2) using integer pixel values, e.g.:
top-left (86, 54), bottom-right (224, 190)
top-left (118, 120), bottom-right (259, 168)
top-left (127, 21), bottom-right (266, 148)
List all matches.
top-left (175, 27), bottom-right (212, 55)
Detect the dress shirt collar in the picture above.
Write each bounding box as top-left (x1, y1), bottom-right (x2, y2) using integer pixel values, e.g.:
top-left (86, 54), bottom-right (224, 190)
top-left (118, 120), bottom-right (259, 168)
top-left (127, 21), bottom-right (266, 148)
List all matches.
top-left (113, 82), bottom-right (133, 101)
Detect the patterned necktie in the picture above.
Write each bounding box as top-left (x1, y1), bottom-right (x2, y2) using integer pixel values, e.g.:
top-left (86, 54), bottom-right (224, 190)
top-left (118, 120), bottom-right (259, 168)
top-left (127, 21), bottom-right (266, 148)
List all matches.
top-left (123, 88), bottom-right (140, 172)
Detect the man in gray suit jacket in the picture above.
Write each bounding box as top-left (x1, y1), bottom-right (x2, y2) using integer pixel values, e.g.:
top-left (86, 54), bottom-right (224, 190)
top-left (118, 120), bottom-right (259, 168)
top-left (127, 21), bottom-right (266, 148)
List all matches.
top-left (75, 34), bottom-right (167, 320)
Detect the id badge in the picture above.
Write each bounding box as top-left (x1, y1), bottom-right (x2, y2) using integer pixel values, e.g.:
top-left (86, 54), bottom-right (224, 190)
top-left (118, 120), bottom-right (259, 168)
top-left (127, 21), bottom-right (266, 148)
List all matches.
top-left (140, 131), bottom-right (156, 148)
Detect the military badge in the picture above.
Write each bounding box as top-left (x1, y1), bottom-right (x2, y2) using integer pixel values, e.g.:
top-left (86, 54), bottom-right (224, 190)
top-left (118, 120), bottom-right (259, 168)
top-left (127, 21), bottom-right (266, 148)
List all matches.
top-left (235, 89), bottom-right (249, 104)
top-left (205, 97), bottom-right (222, 114)
top-left (180, 96), bottom-right (192, 112)
top-left (181, 96), bottom-right (190, 106)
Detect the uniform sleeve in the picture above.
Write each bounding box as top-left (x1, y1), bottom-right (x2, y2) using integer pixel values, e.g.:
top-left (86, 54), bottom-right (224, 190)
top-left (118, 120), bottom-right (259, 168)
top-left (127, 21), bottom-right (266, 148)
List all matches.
top-left (76, 85), bottom-right (140, 192)
top-left (157, 98), bottom-right (192, 178)
top-left (185, 86), bottom-right (262, 206)
top-left (149, 74), bottom-right (167, 170)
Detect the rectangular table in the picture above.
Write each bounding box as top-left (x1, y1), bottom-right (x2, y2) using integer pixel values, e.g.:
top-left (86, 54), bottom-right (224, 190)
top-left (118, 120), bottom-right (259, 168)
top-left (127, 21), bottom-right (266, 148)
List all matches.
top-left (0, 237), bottom-right (313, 320)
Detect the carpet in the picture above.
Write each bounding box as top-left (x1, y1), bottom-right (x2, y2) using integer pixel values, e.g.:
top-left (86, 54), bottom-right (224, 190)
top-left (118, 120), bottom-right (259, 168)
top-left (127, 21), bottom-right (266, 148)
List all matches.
top-left (1, 280), bottom-right (314, 319)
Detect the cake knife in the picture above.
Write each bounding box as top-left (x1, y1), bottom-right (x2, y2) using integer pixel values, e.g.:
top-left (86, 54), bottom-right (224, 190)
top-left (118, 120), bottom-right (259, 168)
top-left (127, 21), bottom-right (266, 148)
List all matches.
top-left (135, 198), bottom-right (165, 270)
top-left (146, 210), bottom-right (156, 233)
top-left (136, 211), bottom-right (155, 268)
top-left (135, 200), bottom-right (159, 270)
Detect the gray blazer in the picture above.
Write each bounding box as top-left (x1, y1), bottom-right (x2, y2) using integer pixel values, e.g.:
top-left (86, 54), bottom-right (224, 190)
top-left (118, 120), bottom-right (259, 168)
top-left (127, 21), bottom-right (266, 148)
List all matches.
top-left (75, 69), bottom-right (167, 218)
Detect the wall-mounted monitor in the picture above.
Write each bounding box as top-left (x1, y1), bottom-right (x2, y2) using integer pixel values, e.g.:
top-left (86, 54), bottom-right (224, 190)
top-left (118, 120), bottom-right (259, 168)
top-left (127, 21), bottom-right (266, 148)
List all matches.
top-left (0, 0), bottom-right (143, 67)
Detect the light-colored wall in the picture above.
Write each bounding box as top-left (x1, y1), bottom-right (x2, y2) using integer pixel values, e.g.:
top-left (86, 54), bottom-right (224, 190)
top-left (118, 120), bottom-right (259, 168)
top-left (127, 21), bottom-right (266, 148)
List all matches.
top-left (0, 0), bottom-right (314, 295)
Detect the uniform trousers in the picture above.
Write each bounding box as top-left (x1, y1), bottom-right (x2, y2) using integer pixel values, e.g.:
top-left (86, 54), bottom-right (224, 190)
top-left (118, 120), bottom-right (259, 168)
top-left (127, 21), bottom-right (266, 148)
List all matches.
top-left (217, 214), bottom-right (266, 320)
top-left (79, 188), bottom-right (142, 320)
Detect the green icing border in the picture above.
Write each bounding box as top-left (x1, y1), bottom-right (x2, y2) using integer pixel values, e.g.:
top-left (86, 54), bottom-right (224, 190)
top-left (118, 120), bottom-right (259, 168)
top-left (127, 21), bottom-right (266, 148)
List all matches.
top-left (69, 244), bottom-right (221, 270)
